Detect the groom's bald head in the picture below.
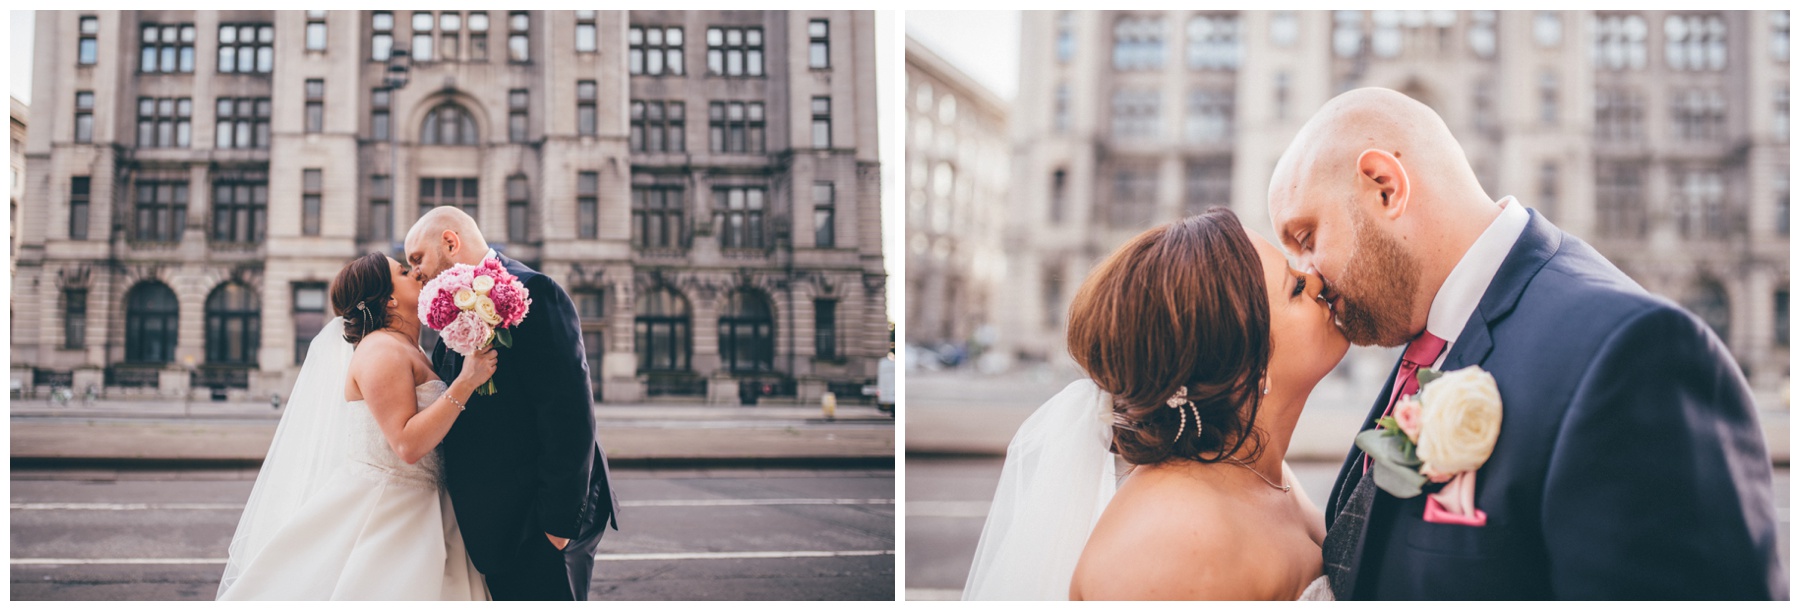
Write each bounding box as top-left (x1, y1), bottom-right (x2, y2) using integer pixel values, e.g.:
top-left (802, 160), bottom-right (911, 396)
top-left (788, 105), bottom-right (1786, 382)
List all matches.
top-left (404, 206), bottom-right (490, 281)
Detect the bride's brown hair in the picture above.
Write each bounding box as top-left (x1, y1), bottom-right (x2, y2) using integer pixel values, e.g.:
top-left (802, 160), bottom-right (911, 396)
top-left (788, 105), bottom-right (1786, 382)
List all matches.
top-left (1066, 207), bottom-right (1270, 466)
top-left (330, 252), bottom-right (396, 345)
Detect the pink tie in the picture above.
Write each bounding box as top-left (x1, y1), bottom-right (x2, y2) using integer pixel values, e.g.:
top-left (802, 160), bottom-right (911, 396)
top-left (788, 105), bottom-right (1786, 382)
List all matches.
top-left (1366, 332), bottom-right (1448, 473)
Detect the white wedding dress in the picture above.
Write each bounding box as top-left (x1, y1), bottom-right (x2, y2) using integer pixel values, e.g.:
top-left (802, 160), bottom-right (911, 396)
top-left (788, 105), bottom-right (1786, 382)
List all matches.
top-left (217, 318), bottom-right (488, 600)
top-left (964, 380), bottom-right (1334, 601)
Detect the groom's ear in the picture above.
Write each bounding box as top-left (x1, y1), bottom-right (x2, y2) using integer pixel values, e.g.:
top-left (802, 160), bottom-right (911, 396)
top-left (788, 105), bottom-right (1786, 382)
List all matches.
top-left (1356, 148), bottom-right (1410, 221)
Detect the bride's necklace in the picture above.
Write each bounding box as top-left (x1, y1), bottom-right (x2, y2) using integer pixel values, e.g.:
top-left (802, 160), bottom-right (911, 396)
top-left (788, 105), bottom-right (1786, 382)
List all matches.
top-left (1224, 458), bottom-right (1292, 493)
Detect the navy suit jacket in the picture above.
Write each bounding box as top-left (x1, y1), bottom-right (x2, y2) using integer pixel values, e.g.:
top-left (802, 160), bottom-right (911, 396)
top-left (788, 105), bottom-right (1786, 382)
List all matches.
top-left (1323, 211), bottom-right (1786, 600)
top-left (434, 254), bottom-right (619, 576)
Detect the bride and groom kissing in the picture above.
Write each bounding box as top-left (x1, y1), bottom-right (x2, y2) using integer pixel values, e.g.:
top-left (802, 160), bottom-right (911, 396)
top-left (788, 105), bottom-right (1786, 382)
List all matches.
top-left (216, 207), bottom-right (618, 600)
top-left (965, 88), bottom-right (1788, 600)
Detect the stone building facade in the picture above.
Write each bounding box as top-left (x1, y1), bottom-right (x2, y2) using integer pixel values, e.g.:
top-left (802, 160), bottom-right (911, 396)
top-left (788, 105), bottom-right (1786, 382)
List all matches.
top-left (13, 10), bottom-right (888, 405)
top-left (998, 10), bottom-right (1788, 402)
top-left (903, 36), bottom-right (1010, 351)
top-left (11, 96), bottom-right (24, 276)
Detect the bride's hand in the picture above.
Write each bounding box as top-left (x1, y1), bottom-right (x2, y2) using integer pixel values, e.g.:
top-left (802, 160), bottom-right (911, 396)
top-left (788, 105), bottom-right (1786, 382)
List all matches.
top-left (459, 345), bottom-right (499, 385)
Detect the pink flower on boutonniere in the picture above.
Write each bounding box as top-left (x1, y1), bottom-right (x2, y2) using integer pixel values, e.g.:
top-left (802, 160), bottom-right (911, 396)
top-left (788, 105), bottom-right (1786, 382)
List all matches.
top-left (1393, 396), bottom-right (1423, 442)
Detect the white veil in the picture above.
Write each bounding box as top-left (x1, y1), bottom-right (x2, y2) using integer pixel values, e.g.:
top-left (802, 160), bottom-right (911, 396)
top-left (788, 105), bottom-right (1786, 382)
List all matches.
top-left (217, 317), bottom-right (356, 598)
top-left (963, 379), bottom-right (1119, 600)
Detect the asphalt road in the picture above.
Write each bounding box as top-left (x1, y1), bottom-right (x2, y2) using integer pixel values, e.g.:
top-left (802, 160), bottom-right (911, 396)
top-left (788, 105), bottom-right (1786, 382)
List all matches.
top-left (903, 455), bottom-right (1792, 600)
top-left (11, 466), bottom-right (894, 601)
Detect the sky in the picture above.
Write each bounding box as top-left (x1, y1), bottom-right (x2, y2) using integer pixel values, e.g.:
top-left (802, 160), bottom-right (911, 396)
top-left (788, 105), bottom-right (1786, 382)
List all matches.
top-left (7, 10), bottom-right (898, 323)
top-left (904, 10), bottom-right (1021, 102)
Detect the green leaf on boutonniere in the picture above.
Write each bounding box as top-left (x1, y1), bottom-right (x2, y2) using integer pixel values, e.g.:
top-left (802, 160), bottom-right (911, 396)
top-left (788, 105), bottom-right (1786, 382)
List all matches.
top-left (1415, 367), bottom-right (1444, 390)
top-left (1355, 428), bottom-right (1426, 498)
top-left (1375, 416), bottom-right (1402, 436)
top-left (494, 327), bottom-right (513, 349)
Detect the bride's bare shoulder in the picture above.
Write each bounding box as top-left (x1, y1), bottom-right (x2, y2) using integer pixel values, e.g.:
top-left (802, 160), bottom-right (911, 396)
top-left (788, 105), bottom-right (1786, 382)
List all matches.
top-left (1070, 463), bottom-right (1276, 600)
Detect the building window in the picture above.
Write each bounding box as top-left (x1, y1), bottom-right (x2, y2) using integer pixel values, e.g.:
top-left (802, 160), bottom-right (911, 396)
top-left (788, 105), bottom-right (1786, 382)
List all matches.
top-left (421, 103), bottom-right (478, 145)
top-left (1186, 14), bottom-right (1239, 70)
top-left (1186, 88), bottom-right (1233, 144)
top-left (1270, 12), bottom-right (1299, 48)
top-left (706, 26), bottom-right (763, 76)
top-left (1666, 13), bottom-right (1728, 72)
top-left (69, 177), bottom-right (91, 240)
top-left (74, 91), bottom-right (94, 143)
top-left (578, 172), bottom-right (599, 239)
top-left (305, 80), bottom-right (325, 133)
top-left (1107, 164), bottom-right (1158, 228)
top-left (371, 89), bottom-right (391, 141)
top-left (1774, 171), bottom-right (1789, 237)
top-left (64, 289), bottom-right (87, 350)
top-left (1110, 89), bottom-right (1160, 142)
top-left (293, 283), bottom-right (327, 364)
top-left (206, 282), bottom-right (260, 365)
top-left (1112, 15), bottom-right (1165, 71)
top-left (1056, 12), bottom-right (1077, 63)
top-left (1184, 160), bottom-right (1231, 215)
top-left (812, 97), bottom-right (832, 148)
top-left (814, 299), bottom-right (838, 359)
top-left (1686, 279), bottom-right (1732, 346)
top-left (636, 287), bottom-right (691, 372)
top-left (367, 174), bottom-right (392, 241)
top-left (1054, 83), bottom-right (1070, 133)
top-left (809, 19), bottom-right (830, 69)
top-left (813, 183), bottom-right (836, 248)
top-left (141, 23), bottom-right (196, 73)
top-left (1333, 11), bottom-right (1364, 58)
top-left (709, 101), bottom-right (765, 153)
top-left (134, 181), bottom-right (188, 242)
top-left (302, 169), bottom-right (323, 236)
top-left (1537, 162), bottom-right (1559, 221)
top-left (469, 12), bottom-right (490, 62)
top-left (1673, 168), bottom-right (1730, 239)
top-left (719, 290), bottom-right (774, 373)
top-left (371, 12), bottom-right (394, 61)
top-left (306, 11), bottom-right (328, 51)
top-left (212, 178), bottom-right (268, 244)
top-left (629, 25), bottom-right (685, 75)
top-left (445, 12), bottom-right (467, 61)
top-left (137, 97), bottom-right (191, 148)
top-left (410, 12), bottom-right (436, 62)
top-left (577, 81), bottom-right (598, 136)
top-left (1595, 88), bottom-right (1644, 142)
top-left (1042, 265), bottom-right (1063, 329)
top-left (1275, 72), bottom-right (1291, 121)
top-left (1596, 162), bottom-right (1646, 238)
top-left (79, 16), bottom-right (99, 65)
top-left (1538, 71), bottom-right (1558, 126)
top-left (1050, 169), bottom-right (1068, 224)
top-left (1775, 10), bottom-right (1790, 62)
top-left (632, 186), bottom-right (684, 248)
top-left (419, 178), bottom-right (478, 218)
top-left (717, 187), bottom-right (767, 249)
top-left (1594, 13), bottom-right (1649, 71)
top-left (1776, 87), bottom-right (1789, 143)
top-left (1370, 11), bottom-right (1403, 58)
top-left (1777, 289), bottom-right (1790, 347)
top-left (125, 282), bottom-right (179, 364)
top-left (577, 290), bottom-right (606, 397)
top-left (507, 175), bottom-right (529, 243)
top-left (218, 23), bottom-right (273, 74)
top-left (215, 98), bottom-right (271, 149)
top-left (575, 11), bottom-right (597, 53)
top-left (1468, 11), bottom-right (1497, 59)
top-left (508, 12), bottom-right (530, 62)
top-left (1672, 88), bottom-right (1727, 141)
top-left (508, 89), bottom-right (528, 143)
top-left (630, 100), bottom-right (685, 152)
top-left (1533, 12), bottom-right (1563, 48)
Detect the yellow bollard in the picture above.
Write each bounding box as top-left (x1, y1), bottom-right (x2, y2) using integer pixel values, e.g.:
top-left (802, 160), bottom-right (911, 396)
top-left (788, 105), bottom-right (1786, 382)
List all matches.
top-left (822, 391), bottom-right (837, 421)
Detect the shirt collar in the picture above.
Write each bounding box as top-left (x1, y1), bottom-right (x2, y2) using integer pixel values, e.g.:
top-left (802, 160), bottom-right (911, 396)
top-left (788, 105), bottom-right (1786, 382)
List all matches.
top-left (1425, 196), bottom-right (1531, 346)
top-left (483, 248), bottom-right (498, 262)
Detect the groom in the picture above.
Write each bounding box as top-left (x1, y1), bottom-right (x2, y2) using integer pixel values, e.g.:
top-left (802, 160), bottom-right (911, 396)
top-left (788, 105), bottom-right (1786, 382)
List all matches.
top-left (1269, 88), bottom-right (1786, 600)
top-left (406, 207), bottom-right (619, 600)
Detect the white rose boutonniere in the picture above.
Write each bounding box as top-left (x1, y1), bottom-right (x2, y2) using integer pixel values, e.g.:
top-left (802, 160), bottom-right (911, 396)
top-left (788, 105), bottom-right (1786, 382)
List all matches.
top-left (1355, 365), bottom-right (1503, 499)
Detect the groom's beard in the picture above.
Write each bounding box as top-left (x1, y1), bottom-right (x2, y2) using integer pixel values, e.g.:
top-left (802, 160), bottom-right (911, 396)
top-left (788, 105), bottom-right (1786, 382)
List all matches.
top-left (1331, 208), bottom-right (1420, 347)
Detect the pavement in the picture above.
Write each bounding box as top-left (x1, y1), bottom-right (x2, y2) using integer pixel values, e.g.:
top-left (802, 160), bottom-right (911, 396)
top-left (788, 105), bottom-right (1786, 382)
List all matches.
top-left (12, 466), bottom-right (894, 600)
top-left (10, 398), bottom-right (894, 468)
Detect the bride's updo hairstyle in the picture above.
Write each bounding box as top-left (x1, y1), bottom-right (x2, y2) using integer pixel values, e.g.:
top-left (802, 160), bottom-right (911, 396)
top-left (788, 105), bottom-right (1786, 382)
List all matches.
top-left (330, 252), bottom-right (396, 345)
top-left (1066, 207), bottom-right (1271, 466)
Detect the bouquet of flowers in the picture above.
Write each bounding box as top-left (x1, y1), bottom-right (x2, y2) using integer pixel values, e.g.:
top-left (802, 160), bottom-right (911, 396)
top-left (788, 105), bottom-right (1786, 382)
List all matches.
top-left (418, 259), bottom-right (532, 395)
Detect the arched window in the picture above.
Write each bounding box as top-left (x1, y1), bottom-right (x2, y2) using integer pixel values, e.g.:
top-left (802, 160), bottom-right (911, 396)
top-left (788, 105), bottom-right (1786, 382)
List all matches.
top-left (125, 282), bottom-right (179, 364)
top-left (719, 289), bottom-right (774, 372)
top-left (206, 282), bottom-right (261, 365)
top-left (635, 287), bottom-right (690, 372)
top-left (1686, 279), bottom-right (1732, 347)
top-left (420, 103), bottom-right (478, 145)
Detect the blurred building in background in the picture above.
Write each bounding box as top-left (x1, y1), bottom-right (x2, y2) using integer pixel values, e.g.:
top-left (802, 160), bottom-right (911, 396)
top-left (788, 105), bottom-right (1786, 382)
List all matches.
top-left (904, 36), bottom-right (1011, 366)
top-left (11, 96), bottom-right (25, 276)
top-left (12, 10), bottom-right (889, 405)
top-left (992, 10), bottom-right (1788, 402)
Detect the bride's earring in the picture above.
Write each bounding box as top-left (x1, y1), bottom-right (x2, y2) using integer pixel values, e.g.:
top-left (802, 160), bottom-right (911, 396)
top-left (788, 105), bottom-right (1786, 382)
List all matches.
top-left (1262, 372), bottom-right (1271, 395)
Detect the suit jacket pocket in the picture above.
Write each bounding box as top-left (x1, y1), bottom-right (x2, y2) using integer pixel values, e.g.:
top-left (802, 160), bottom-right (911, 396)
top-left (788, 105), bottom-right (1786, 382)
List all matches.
top-left (1400, 510), bottom-right (1517, 558)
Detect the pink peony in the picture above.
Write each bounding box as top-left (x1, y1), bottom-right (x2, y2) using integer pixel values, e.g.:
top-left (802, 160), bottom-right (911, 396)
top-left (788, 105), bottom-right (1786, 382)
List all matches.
top-left (486, 278), bottom-right (531, 328)
top-left (1394, 396), bottom-right (1423, 442)
top-left (424, 292), bottom-right (461, 329)
top-left (438, 309), bottom-right (493, 355)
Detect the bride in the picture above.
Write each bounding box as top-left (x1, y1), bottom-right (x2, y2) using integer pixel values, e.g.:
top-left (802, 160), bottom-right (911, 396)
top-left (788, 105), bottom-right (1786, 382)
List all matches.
top-left (963, 208), bottom-right (1348, 600)
top-left (217, 252), bottom-right (499, 600)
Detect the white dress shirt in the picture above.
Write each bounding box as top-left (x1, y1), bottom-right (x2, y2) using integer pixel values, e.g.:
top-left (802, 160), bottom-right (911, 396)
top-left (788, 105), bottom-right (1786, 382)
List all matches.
top-left (1423, 197), bottom-right (1531, 368)
top-left (483, 248), bottom-right (498, 262)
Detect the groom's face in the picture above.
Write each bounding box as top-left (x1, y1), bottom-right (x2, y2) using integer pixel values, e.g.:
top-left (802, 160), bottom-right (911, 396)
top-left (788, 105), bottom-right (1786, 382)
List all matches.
top-left (1273, 189), bottom-right (1421, 348)
top-left (403, 231), bottom-right (455, 284)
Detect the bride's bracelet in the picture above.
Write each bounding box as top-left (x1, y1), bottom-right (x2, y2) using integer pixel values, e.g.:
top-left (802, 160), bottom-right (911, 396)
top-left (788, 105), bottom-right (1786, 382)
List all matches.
top-left (444, 393), bottom-right (466, 411)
